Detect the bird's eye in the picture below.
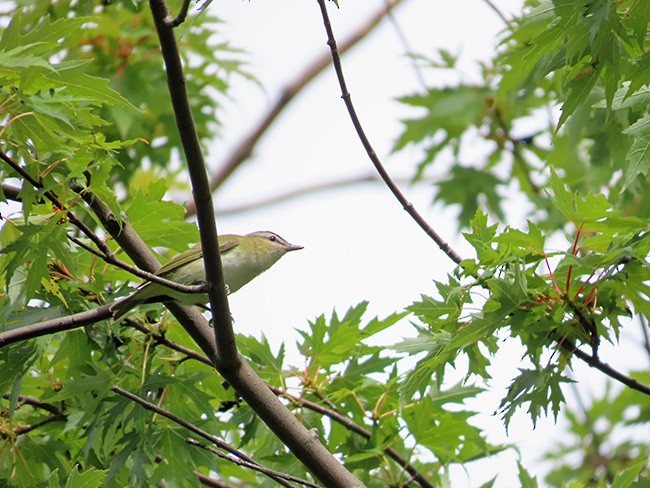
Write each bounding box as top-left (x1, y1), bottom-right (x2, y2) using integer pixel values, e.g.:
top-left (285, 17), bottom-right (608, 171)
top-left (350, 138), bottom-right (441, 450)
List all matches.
top-left (269, 235), bottom-right (276, 242)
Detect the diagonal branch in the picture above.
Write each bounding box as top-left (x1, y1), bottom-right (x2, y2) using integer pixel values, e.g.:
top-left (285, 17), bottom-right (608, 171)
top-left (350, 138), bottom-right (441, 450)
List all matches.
top-left (111, 386), bottom-right (305, 488)
top-left (0, 304), bottom-right (114, 347)
top-left (270, 386), bottom-right (436, 488)
top-left (315, 0), bottom-right (462, 265)
top-left (185, 0), bottom-right (408, 216)
top-left (99, 320), bottom-right (436, 488)
top-left (559, 340), bottom-right (650, 396)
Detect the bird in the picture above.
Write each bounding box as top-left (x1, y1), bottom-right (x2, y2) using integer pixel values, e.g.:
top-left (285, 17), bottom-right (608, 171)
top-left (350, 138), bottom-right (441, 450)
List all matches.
top-left (109, 231), bottom-right (302, 320)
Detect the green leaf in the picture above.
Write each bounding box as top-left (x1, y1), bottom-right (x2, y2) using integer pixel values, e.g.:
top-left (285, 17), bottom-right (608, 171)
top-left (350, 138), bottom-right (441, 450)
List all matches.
top-left (463, 209), bottom-right (499, 264)
top-left (610, 457), bottom-right (647, 488)
top-left (518, 462), bottom-right (539, 488)
top-left (63, 466), bottom-right (107, 488)
top-left (557, 69), bottom-right (599, 130)
top-left (126, 179), bottom-right (198, 251)
top-left (621, 136), bottom-right (650, 190)
top-left (547, 170), bottom-right (612, 223)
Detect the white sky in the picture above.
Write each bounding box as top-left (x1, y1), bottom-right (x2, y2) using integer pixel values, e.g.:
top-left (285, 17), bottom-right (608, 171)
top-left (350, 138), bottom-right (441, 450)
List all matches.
top-left (201, 1), bottom-right (648, 487)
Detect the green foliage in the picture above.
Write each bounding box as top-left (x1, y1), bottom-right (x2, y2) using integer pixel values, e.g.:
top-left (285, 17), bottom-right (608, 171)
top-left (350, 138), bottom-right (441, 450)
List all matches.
top-left (394, 0), bottom-right (650, 228)
top-left (544, 376), bottom-right (650, 486)
top-left (403, 191), bottom-right (647, 427)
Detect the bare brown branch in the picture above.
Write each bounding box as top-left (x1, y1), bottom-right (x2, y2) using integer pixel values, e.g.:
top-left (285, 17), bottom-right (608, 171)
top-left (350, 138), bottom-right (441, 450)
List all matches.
top-left (315, 0), bottom-right (462, 265)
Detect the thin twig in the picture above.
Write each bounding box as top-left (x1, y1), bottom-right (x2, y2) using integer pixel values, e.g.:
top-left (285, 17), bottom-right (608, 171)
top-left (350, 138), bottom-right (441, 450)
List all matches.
top-left (164, 0), bottom-right (192, 27)
top-left (9, 395), bottom-right (63, 415)
top-left (126, 318), bottom-right (214, 366)
top-left (481, 0), bottom-right (512, 28)
top-left (100, 321), bottom-right (436, 488)
top-left (215, 173), bottom-right (433, 216)
top-left (194, 471), bottom-right (236, 488)
top-left (111, 386), bottom-right (305, 488)
top-left (492, 108), bottom-right (541, 196)
top-left (560, 340), bottom-right (650, 396)
top-left (185, 0), bottom-right (408, 216)
top-left (0, 168), bottom-right (206, 296)
top-left (13, 412), bottom-right (67, 436)
top-left (315, 0), bottom-right (462, 265)
top-left (383, 0), bottom-right (427, 91)
top-left (0, 148), bottom-right (114, 258)
top-left (271, 386), bottom-right (436, 488)
top-left (66, 233), bottom-right (209, 296)
top-left (186, 439), bottom-right (315, 488)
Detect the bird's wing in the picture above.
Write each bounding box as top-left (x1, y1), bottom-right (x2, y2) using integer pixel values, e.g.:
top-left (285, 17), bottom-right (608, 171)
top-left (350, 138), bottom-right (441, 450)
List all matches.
top-left (155, 239), bottom-right (240, 277)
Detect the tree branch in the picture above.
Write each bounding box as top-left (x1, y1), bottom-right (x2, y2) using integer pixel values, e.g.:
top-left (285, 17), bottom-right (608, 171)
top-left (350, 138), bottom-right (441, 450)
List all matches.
top-left (270, 386), bottom-right (436, 488)
top-left (560, 340), bottom-right (650, 396)
top-left (148, 2), bottom-right (364, 486)
top-left (109, 324), bottom-right (435, 488)
top-left (185, 0), bottom-right (408, 216)
top-left (216, 173), bottom-right (427, 216)
top-left (383, 0), bottom-right (427, 91)
top-left (0, 148), bottom-right (115, 259)
top-left (164, 0), bottom-right (192, 27)
top-left (480, 0), bottom-right (512, 27)
top-left (149, 0), bottom-right (234, 363)
top-left (315, 0), bottom-right (462, 266)
top-left (0, 304), bottom-right (114, 347)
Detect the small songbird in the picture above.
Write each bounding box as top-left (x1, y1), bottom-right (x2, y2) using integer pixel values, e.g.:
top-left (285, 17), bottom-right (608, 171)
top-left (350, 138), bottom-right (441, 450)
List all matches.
top-left (109, 231), bottom-right (303, 320)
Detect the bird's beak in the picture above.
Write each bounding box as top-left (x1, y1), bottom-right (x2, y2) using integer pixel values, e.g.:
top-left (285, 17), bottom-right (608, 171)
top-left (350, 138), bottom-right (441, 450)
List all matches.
top-left (288, 243), bottom-right (304, 251)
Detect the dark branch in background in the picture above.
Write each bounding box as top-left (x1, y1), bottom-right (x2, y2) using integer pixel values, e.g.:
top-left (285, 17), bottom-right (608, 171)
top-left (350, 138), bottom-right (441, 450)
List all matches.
top-left (10, 395), bottom-right (62, 415)
top-left (383, 0), bottom-right (427, 91)
top-left (480, 0), bottom-right (512, 28)
top-left (111, 386), bottom-right (304, 488)
top-left (560, 340), bottom-right (650, 397)
top-left (185, 0), bottom-right (408, 217)
top-left (13, 412), bottom-right (67, 436)
top-left (149, 2), bottom-right (364, 486)
top-left (194, 471), bottom-right (236, 488)
top-left (216, 173), bottom-right (432, 216)
top-left (2, 394), bottom-right (67, 436)
top-left (315, 0), bottom-right (462, 266)
top-left (492, 108), bottom-right (541, 196)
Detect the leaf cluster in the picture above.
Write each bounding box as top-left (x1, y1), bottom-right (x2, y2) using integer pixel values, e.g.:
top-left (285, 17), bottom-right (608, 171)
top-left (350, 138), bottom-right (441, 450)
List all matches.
top-left (401, 175), bottom-right (648, 429)
top-left (393, 0), bottom-right (650, 228)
